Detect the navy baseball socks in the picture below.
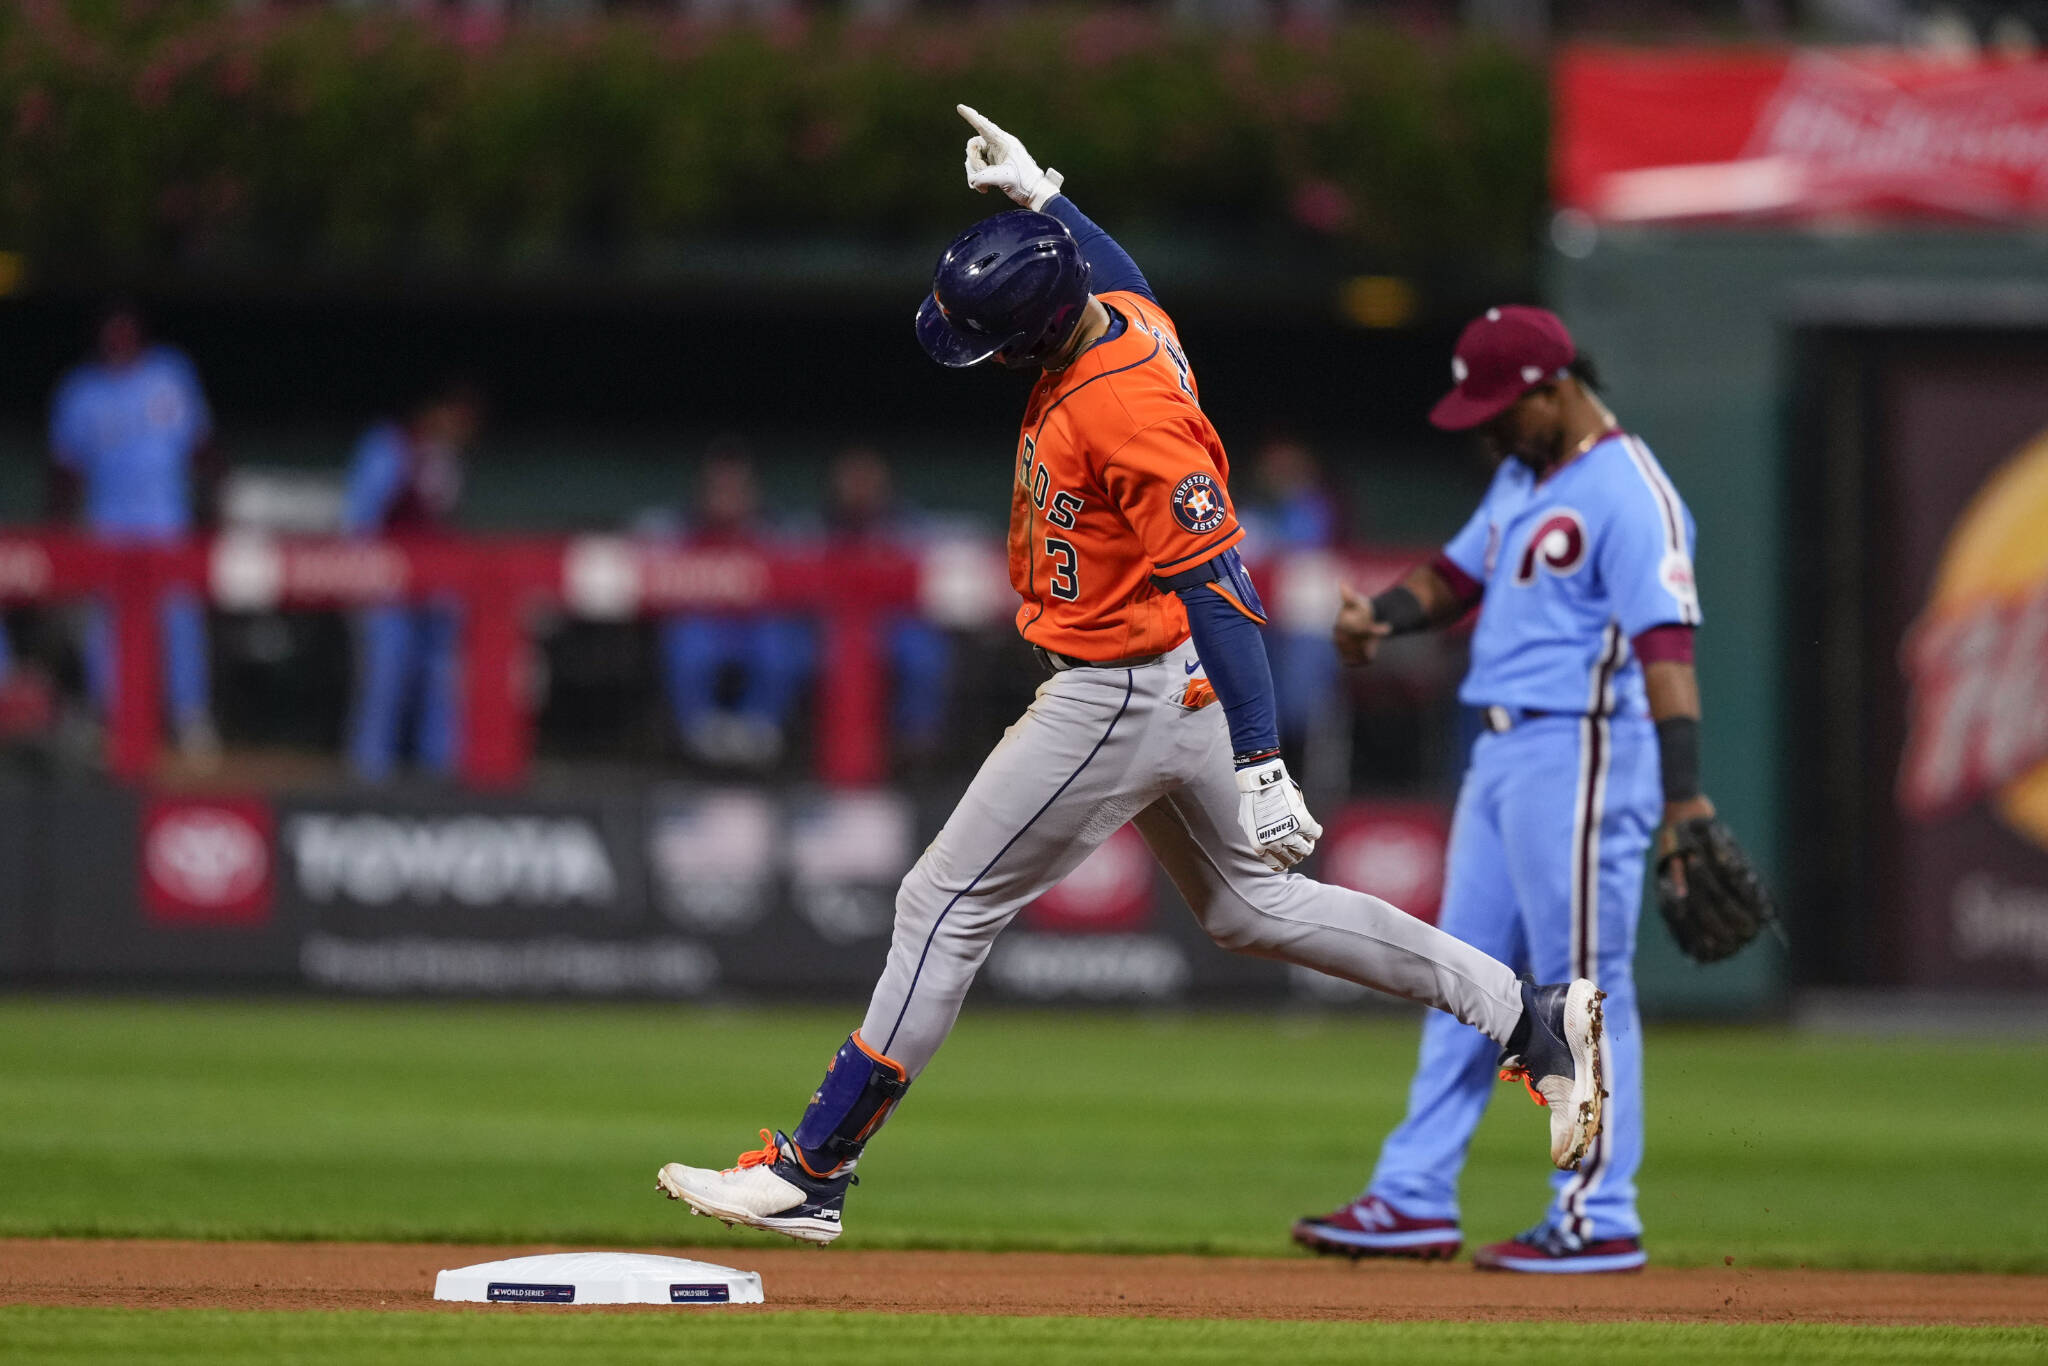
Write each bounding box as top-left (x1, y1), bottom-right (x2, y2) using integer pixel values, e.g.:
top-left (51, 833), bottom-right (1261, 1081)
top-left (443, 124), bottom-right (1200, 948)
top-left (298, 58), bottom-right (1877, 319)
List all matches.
top-left (1498, 979), bottom-right (1608, 1172)
top-left (657, 1033), bottom-right (909, 1245)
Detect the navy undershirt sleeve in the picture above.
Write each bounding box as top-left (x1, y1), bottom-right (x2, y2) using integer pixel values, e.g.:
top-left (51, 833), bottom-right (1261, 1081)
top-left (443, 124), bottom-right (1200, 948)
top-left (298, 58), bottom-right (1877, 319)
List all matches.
top-left (1044, 196), bottom-right (1155, 303)
top-left (1179, 585), bottom-right (1280, 763)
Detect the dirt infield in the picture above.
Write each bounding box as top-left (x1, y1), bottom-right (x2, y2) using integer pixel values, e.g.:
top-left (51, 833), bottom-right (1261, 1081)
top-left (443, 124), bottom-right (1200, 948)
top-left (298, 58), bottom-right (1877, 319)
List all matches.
top-left (3, 1239), bottom-right (2046, 1324)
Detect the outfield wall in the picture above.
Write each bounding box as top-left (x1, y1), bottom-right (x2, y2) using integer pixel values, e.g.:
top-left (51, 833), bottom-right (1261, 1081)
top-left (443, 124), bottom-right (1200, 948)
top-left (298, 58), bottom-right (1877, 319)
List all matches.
top-left (1550, 228), bottom-right (2048, 997)
top-left (0, 780), bottom-right (1470, 1010)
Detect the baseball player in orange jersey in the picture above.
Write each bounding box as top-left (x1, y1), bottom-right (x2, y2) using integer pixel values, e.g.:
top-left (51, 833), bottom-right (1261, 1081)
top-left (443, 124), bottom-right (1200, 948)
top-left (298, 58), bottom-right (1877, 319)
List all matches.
top-left (656, 107), bottom-right (1610, 1245)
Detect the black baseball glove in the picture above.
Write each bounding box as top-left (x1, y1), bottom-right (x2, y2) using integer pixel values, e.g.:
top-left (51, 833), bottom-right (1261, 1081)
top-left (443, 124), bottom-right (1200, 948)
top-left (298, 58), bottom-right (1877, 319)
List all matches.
top-left (1655, 816), bottom-right (1783, 964)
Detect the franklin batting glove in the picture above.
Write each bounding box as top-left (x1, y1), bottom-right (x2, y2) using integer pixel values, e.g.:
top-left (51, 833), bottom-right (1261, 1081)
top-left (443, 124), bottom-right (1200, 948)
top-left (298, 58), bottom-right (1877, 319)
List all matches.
top-left (1235, 756), bottom-right (1322, 872)
top-left (958, 104), bottom-right (1065, 211)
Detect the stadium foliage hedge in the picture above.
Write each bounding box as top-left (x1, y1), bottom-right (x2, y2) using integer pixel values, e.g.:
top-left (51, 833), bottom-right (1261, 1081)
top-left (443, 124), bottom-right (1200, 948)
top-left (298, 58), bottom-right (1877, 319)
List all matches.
top-left (0, 2), bottom-right (1546, 281)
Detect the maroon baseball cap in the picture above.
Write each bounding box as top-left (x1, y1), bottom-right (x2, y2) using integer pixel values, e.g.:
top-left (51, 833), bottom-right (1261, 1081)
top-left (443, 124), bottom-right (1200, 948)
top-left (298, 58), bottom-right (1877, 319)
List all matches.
top-left (1428, 306), bottom-right (1576, 431)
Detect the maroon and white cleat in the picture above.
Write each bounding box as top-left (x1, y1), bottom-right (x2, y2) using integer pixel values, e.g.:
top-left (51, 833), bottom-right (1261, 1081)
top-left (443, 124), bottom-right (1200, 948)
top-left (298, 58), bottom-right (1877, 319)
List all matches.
top-left (1291, 1194), bottom-right (1462, 1260)
top-left (1472, 1223), bottom-right (1647, 1274)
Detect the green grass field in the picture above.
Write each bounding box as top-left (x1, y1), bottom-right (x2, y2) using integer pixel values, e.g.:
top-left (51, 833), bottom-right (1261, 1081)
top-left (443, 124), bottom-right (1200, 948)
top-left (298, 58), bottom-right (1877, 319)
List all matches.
top-left (3, 1308), bottom-right (2045, 1366)
top-left (4, 996), bottom-right (2046, 1364)
top-left (3, 997), bottom-right (2045, 1269)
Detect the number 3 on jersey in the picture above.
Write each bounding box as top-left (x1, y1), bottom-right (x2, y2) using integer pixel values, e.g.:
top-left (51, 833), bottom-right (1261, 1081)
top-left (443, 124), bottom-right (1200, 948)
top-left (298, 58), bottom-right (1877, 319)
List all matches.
top-left (1043, 486), bottom-right (1083, 601)
top-left (1043, 536), bottom-right (1079, 600)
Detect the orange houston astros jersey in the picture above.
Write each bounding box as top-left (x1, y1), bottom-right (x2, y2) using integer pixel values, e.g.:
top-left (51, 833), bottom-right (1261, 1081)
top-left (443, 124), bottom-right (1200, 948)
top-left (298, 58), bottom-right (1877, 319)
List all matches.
top-left (1009, 291), bottom-right (1244, 660)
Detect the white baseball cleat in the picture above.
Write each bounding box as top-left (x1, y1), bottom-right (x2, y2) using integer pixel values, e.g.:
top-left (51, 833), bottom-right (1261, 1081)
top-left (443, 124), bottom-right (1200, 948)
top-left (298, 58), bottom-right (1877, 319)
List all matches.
top-left (1498, 979), bottom-right (1608, 1171)
top-left (656, 1128), bottom-right (850, 1245)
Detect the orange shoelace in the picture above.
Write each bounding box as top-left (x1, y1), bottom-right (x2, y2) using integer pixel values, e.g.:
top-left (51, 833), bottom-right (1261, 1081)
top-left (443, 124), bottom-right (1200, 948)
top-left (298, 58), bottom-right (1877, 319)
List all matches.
top-left (731, 1128), bottom-right (782, 1171)
top-left (1499, 1066), bottom-right (1547, 1107)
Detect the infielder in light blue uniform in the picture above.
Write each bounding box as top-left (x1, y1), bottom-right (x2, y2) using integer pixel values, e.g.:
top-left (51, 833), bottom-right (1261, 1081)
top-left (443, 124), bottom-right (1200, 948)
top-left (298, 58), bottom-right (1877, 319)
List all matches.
top-left (48, 304), bottom-right (216, 754)
top-left (1295, 306), bottom-right (1716, 1274)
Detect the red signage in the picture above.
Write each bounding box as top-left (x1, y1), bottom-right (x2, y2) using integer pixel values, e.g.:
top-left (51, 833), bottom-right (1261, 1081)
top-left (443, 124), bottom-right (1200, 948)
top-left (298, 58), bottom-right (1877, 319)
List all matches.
top-left (141, 797), bottom-right (275, 927)
top-left (1024, 823), bottom-right (1155, 934)
top-left (1318, 802), bottom-right (1450, 926)
top-left (1557, 47), bottom-right (2048, 224)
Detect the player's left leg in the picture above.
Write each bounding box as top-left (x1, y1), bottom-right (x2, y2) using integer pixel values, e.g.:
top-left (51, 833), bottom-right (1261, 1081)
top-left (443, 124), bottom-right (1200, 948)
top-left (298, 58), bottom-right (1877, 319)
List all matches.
top-left (415, 604), bottom-right (462, 777)
top-left (346, 605), bottom-right (418, 782)
top-left (658, 660), bottom-right (1183, 1241)
top-left (657, 614), bottom-right (733, 755)
top-left (159, 590), bottom-right (211, 736)
top-left (1472, 715), bottom-right (1656, 1273)
top-left (740, 616), bottom-right (813, 727)
top-left (1543, 719), bottom-right (1655, 1256)
top-left (80, 602), bottom-right (113, 719)
top-left (885, 615), bottom-right (952, 753)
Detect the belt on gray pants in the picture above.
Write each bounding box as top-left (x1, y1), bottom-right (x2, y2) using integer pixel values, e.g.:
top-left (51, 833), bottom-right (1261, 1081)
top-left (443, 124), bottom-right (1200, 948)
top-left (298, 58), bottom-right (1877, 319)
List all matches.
top-left (1033, 645), bottom-right (1165, 675)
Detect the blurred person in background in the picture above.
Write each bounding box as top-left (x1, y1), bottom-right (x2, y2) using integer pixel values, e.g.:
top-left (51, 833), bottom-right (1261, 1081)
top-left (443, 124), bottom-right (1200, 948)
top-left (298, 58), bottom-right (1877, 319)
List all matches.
top-left (658, 440), bottom-right (810, 769)
top-left (341, 378), bottom-right (482, 783)
top-left (48, 300), bottom-right (220, 763)
top-left (0, 621), bottom-right (58, 744)
top-left (1239, 434), bottom-right (1347, 747)
top-left (813, 445), bottom-right (952, 762)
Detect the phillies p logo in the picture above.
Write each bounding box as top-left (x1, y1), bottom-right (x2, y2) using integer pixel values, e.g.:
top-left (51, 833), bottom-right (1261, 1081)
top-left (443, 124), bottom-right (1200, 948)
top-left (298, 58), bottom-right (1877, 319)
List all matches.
top-left (1513, 510), bottom-right (1588, 585)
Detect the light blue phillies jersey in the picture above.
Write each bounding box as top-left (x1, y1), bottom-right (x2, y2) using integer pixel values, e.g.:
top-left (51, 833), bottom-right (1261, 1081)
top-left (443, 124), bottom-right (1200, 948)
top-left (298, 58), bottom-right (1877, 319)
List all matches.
top-left (1442, 432), bottom-right (1700, 719)
top-left (48, 346), bottom-right (212, 536)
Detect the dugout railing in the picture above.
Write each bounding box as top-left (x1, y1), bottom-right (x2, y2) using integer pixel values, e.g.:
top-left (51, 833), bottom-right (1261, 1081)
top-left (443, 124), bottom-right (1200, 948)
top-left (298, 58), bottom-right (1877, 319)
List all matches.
top-left (0, 531), bottom-right (1419, 788)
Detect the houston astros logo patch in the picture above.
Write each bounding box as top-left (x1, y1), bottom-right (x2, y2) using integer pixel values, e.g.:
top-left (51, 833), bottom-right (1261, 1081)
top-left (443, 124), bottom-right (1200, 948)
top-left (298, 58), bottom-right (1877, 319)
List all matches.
top-left (1172, 472), bottom-right (1226, 534)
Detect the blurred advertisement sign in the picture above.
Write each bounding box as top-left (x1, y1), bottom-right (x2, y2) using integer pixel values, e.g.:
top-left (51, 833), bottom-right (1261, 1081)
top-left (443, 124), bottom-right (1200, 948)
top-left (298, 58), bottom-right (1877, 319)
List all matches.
top-left (278, 796), bottom-right (644, 931)
top-left (1876, 351), bottom-right (2048, 988)
top-left (647, 788), bottom-right (777, 934)
top-left (997, 823), bottom-right (1187, 1000)
top-left (1899, 438), bottom-right (2048, 832)
top-left (1022, 823), bottom-right (1154, 934)
top-left (280, 793), bottom-right (669, 995)
top-left (1319, 802), bottom-right (1449, 926)
top-left (290, 812), bottom-right (617, 909)
top-left (140, 796), bottom-right (274, 927)
top-left (1557, 49), bottom-right (2048, 224)
top-left (39, 789), bottom-right (300, 979)
top-left (211, 533), bottom-right (410, 610)
top-left (299, 935), bottom-right (716, 997)
top-left (1285, 801), bottom-right (1449, 1004)
top-left (788, 790), bottom-right (912, 945)
top-left (985, 933), bottom-right (1191, 1002)
top-left (1895, 424), bottom-right (2048, 984)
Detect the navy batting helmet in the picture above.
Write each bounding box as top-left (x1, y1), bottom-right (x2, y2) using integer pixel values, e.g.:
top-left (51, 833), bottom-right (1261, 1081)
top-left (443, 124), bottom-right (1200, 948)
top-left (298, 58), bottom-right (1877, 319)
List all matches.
top-left (915, 210), bottom-right (1092, 370)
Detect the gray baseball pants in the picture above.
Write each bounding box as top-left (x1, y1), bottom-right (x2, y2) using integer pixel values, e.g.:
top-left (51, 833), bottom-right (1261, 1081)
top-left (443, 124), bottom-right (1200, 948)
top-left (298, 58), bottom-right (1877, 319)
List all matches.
top-left (858, 639), bottom-right (1526, 1075)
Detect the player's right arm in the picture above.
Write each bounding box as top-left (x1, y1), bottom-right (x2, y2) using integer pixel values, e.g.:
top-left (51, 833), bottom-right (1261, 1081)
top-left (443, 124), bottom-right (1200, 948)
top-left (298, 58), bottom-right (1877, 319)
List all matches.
top-left (957, 105), bottom-right (1155, 301)
top-left (1333, 496), bottom-right (1490, 666)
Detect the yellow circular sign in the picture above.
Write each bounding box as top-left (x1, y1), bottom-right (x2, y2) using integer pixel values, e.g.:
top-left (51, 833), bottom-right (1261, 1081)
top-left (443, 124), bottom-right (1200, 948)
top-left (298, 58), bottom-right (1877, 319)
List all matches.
top-left (1908, 429), bottom-right (2048, 847)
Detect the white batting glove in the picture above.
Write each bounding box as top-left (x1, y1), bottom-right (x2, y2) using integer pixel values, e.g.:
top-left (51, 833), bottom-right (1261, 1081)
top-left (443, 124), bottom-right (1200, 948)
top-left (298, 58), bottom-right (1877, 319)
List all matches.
top-left (1235, 757), bottom-right (1322, 872)
top-left (958, 104), bottom-right (1065, 212)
